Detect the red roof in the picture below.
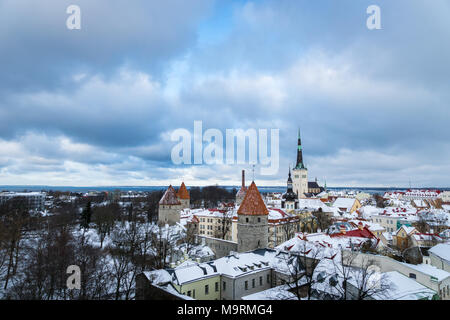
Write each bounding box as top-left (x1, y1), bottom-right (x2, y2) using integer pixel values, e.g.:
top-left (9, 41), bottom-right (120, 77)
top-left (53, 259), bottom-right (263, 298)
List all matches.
top-left (176, 182), bottom-right (190, 200)
top-left (237, 182), bottom-right (269, 216)
top-left (159, 185), bottom-right (181, 205)
top-left (330, 226), bottom-right (376, 239)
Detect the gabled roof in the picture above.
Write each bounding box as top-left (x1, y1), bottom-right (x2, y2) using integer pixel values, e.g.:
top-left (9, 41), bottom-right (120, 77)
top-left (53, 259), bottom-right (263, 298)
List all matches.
top-left (333, 197), bottom-right (357, 209)
top-left (395, 225), bottom-right (417, 236)
top-left (330, 226), bottom-right (377, 239)
top-left (159, 185), bottom-right (181, 205)
top-left (177, 182), bottom-right (190, 200)
top-left (237, 182), bottom-right (269, 216)
top-left (428, 243), bottom-right (450, 261)
top-left (308, 181), bottom-right (320, 189)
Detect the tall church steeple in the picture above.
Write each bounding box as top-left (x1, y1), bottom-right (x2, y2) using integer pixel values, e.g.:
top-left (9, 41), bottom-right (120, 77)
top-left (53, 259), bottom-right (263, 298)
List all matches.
top-left (295, 128), bottom-right (306, 169)
top-left (292, 128), bottom-right (308, 199)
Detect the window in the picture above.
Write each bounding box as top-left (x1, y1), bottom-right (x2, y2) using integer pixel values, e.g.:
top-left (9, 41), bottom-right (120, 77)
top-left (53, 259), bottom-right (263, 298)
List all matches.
top-left (205, 285), bottom-right (209, 295)
top-left (193, 289), bottom-right (195, 298)
top-left (409, 273), bottom-right (416, 279)
top-left (258, 217), bottom-right (261, 223)
top-left (267, 274), bottom-right (270, 284)
top-left (215, 282), bottom-right (219, 292)
top-left (259, 276), bottom-right (263, 286)
top-left (252, 279), bottom-right (255, 288)
top-left (223, 281), bottom-right (226, 291)
top-left (187, 291), bottom-right (191, 297)
top-left (245, 281), bottom-right (248, 290)
top-left (246, 218), bottom-right (249, 223)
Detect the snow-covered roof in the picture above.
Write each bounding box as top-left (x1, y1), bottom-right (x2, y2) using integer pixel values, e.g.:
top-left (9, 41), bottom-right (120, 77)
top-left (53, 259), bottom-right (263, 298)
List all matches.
top-left (428, 243), bottom-right (450, 262)
top-left (241, 284), bottom-right (297, 300)
top-left (411, 233), bottom-right (442, 242)
top-left (267, 208), bottom-right (297, 223)
top-left (349, 220), bottom-right (384, 232)
top-left (143, 270), bottom-right (194, 300)
top-left (277, 231), bottom-right (376, 258)
top-left (373, 271), bottom-right (436, 300)
top-left (333, 198), bottom-right (357, 210)
top-left (382, 232), bottom-right (393, 241)
top-left (395, 225), bottom-right (416, 236)
top-left (173, 262), bottom-right (220, 285)
top-left (399, 263), bottom-right (450, 281)
top-left (297, 198), bottom-right (332, 212)
top-left (170, 249), bottom-right (283, 285)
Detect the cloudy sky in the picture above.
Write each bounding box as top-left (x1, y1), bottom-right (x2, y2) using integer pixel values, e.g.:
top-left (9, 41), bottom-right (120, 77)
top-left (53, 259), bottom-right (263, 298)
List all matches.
top-left (0, 0), bottom-right (449, 188)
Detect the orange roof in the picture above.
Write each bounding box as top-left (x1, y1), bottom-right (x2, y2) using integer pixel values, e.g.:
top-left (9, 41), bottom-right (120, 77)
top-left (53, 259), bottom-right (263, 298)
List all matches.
top-left (159, 185), bottom-right (181, 205)
top-left (176, 182), bottom-right (190, 199)
top-left (237, 181), bottom-right (269, 216)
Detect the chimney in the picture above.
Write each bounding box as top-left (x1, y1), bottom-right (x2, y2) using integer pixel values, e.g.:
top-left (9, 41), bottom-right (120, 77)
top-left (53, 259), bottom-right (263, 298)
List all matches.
top-left (242, 170), bottom-right (245, 188)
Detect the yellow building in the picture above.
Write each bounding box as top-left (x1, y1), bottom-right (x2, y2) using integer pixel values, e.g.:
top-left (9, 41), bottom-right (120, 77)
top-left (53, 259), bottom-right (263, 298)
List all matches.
top-left (333, 197), bottom-right (362, 214)
top-left (174, 274), bottom-right (221, 300)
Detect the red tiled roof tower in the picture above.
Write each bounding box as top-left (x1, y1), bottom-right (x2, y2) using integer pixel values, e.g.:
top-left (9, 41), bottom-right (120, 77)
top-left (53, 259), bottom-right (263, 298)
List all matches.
top-left (177, 182), bottom-right (190, 200)
top-left (237, 181), bottom-right (269, 216)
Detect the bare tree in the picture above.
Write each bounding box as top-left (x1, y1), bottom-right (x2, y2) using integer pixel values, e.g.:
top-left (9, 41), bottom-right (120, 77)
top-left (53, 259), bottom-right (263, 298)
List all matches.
top-left (214, 209), bottom-right (233, 240)
top-left (0, 197), bottom-right (29, 291)
top-left (312, 209), bottom-right (333, 232)
top-left (330, 249), bottom-right (389, 300)
top-left (279, 241), bottom-right (323, 300)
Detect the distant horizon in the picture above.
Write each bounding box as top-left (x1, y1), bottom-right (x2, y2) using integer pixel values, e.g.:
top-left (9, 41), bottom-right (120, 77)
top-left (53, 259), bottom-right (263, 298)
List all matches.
top-left (1, 184), bottom-right (449, 191)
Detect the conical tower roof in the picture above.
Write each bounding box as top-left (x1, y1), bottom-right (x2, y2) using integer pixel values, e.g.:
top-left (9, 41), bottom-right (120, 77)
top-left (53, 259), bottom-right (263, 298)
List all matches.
top-left (159, 185), bottom-right (181, 205)
top-left (237, 181), bottom-right (269, 216)
top-left (177, 182), bottom-right (190, 200)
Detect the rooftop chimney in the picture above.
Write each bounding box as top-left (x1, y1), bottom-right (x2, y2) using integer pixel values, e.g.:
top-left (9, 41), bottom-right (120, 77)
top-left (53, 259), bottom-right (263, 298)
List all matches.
top-left (242, 170), bottom-right (245, 188)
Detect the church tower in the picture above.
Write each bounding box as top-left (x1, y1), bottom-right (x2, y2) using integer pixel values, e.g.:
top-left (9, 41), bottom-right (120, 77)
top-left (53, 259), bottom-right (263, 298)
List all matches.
top-left (237, 181), bottom-right (268, 252)
top-left (292, 129), bottom-right (308, 199)
top-left (282, 167), bottom-right (298, 210)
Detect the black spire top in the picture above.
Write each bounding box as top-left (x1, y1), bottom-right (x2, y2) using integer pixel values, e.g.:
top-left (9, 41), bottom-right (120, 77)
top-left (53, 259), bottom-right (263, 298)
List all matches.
top-left (295, 128), bottom-right (306, 169)
top-left (283, 166), bottom-right (296, 201)
top-left (287, 165), bottom-right (292, 183)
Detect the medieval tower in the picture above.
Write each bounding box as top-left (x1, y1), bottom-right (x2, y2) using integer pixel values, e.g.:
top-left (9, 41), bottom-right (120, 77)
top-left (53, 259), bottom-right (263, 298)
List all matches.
top-left (237, 181), bottom-right (269, 252)
top-left (176, 182), bottom-right (190, 209)
top-left (292, 129), bottom-right (308, 199)
top-left (158, 185), bottom-right (182, 225)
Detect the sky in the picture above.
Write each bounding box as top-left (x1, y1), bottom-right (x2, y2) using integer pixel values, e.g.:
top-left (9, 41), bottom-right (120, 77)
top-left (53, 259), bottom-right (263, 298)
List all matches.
top-left (0, 0), bottom-right (449, 188)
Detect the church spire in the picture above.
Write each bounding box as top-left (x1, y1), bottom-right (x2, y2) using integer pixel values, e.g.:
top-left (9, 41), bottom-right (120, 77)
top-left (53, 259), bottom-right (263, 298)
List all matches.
top-left (287, 166), bottom-right (293, 192)
top-left (295, 128), bottom-right (305, 169)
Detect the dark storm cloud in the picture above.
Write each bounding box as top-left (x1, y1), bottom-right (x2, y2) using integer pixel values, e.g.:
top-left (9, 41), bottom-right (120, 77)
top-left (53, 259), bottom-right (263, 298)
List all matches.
top-left (0, 0), bottom-right (213, 92)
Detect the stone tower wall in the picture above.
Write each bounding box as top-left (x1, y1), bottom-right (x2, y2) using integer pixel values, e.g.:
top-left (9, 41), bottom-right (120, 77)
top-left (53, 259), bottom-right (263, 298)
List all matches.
top-left (237, 215), bottom-right (268, 252)
top-left (158, 204), bottom-right (182, 225)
